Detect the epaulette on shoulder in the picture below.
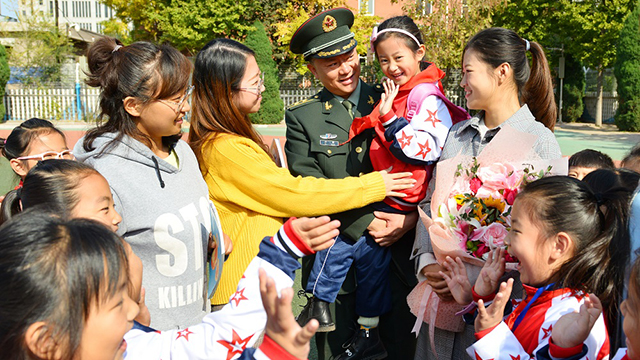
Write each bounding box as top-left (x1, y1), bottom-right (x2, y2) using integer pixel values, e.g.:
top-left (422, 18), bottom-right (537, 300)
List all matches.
top-left (373, 83), bottom-right (384, 92)
top-left (287, 92), bottom-right (321, 111)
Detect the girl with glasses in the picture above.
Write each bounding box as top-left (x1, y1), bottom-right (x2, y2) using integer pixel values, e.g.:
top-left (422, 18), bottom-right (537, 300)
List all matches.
top-left (1, 118), bottom-right (71, 184)
top-left (74, 36), bottom-right (217, 330)
top-left (188, 38), bottom-right (416, 308)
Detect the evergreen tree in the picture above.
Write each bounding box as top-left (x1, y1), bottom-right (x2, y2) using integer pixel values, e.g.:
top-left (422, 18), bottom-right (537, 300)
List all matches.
top-left (244, 20), bottom-right (284, 124)
top-left (614, 0), bottom-right (640, 131)
top-left (0, 46), bottom-right (9, 121)
top-left (561, 54), bottom-right (585, 123)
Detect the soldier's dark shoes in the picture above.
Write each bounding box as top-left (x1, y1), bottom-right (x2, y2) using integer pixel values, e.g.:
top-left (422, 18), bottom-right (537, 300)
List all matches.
top-left (333, 327), bottom-right (387, 360)
top-left (295, 294), bottom-right (335, 332)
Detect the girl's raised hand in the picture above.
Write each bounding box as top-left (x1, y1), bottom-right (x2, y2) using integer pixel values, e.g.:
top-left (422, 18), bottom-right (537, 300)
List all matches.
top-left (259, 268), bottom-right (316, 359)
top-left (474, 248), bottom-right (506, 297)
top-left (290, 216), bottom-right (340, 252)
top-left (379, 78), bottom-right (399, 118)
top-left (440, 256), bottom-right (473, 304)
top-left (378, 167), bottom-right (416, 197)
top-left (551, 293), bottom-right (602, 348)
top-left (475, 278), bottom-right (514, 333)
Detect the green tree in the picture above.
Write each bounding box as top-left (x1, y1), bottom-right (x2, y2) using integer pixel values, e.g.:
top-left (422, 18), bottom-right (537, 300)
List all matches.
top-left (492, 1), bottom-right (585, 123)
top-left (493, 0), bottom-right (632, 126)
top-left (614, 0), bottom-right (640, 131)
top-left (559, 0), bottom-right (633, 126)
top-left (561, 54), bottom-right (586, 123)
top-left (244, 20), bottom-right (284, 124)
top-left (101, 0), bottom-right (286, 53)
top-left (0, 45), bottom-right (10, 120)
top-left (8, 11), bottom-right (74, 85)
top-left (273, 0), bottom-right (381, 75)
top-left (402, 0), bottom-right (503, 71)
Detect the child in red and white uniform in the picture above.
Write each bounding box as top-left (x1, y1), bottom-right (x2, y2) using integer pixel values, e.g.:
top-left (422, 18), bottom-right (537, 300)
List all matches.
top-left (442, 176), bottom-right (630, 360)
top-left (0, 209), bottom-right (339, 360)
top-left (348, 16), bottom-right (468, 213)
top-left (534, 256), bottom-right (640, 360)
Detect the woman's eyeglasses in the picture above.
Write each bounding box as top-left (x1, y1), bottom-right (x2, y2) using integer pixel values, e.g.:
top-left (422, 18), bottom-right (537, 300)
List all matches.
top-left (17, 150), bottom-right (74, 161)
top-left (158, 85), bottom-right (194, 113)
top-left (240, 73), bottom-right (265, 96)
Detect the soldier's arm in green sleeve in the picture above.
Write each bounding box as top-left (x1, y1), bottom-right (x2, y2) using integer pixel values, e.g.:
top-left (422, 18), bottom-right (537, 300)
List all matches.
top-left (285, 108), bottom-right (376, 241)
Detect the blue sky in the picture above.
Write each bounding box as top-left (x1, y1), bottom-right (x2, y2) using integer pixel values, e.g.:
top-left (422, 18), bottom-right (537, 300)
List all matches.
top-left (2, 0), bottom-right (17, 18)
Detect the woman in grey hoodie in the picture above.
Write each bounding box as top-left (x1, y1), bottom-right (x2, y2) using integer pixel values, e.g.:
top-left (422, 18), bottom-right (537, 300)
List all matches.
top-left (74, 36), bottom-right (212, 330)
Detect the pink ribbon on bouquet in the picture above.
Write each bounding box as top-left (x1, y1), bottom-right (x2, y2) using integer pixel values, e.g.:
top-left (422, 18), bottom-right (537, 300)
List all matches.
top-left (410, 282), bottom-right (440, 358)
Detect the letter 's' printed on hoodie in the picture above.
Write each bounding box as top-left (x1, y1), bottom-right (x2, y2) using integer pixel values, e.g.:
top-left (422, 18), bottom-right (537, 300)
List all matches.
top-left (73, 133), bottom-right (214, 329)
top-left (154, 198), bottom-right (212, 309)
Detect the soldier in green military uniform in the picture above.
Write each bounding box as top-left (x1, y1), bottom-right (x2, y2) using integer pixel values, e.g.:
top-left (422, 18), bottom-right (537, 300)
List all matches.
top-left (285, 8), bottom-right (418, 360)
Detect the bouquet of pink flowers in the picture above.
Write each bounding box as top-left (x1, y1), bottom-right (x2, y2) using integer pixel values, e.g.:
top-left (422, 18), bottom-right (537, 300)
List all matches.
top-left (434, 158), bottom-right (551, 265)
top-left (409, 125), bottom-right (568, 341)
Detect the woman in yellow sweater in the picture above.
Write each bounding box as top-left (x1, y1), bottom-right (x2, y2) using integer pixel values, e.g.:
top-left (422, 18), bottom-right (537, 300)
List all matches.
top-left (188, 38), bottom-right (415, 306)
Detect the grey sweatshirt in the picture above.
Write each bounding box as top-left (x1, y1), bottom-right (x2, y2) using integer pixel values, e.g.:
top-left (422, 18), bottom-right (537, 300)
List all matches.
top-left (74, 133), bottom-right (212, 330)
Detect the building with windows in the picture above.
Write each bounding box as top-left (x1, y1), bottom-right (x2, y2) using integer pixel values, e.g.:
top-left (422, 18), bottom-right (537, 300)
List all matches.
top-left (19, 0), bottom-right (116, 33)
top-left (345, 0), bottom-right (411, 17)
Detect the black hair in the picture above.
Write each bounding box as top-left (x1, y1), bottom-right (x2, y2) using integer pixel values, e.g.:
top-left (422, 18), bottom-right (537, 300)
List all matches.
top-left (373, 16), bottom-right (424, 53)
top-left (463, 27), bottom-right (556, 130)
top-left (83, 36), bottom-right (192, 153)
top-left (629, 256), bottom-right (640, 317)
top-left (0, 209), bottom-right (128, 360)
top-left (0, 160), bottom-right (99, 225)
top-left (569, 149), bottom-right (615, 170)
top-left (372, 16), bottom-right (431, 71)
top-left (583, 168), bottom-right (640, 195)
top-left (622, 143), bottom-right (640, 172)
top-left (0, 118), bottom-right (66, 161)
top-left (518, 176), bottom-right (629, 347)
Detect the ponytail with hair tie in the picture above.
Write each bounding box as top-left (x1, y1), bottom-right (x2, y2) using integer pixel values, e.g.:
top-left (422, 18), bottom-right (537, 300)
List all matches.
top-left (593, 192), bottom-right (604, 206)
top-left (519, 176), bottom-right (629, 348)
top-left (464, 28), bottom-right (557, 131)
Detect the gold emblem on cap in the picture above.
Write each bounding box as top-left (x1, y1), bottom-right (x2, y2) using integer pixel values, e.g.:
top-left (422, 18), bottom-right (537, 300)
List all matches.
top-left (322, 15), bottom-right (337, 32)
top-left (368, 96), bottom-right (374, 105)
top-left (325, 101), bottom-right (333, 110)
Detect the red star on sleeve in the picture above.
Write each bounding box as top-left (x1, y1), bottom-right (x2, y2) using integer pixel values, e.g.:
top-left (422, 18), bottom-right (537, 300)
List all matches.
top-left (510, 355), bottom-right (521, 360)
top-left (425, 109), bottom-right (442, 127)
top-left (415, 140), bottom-right (432, 159)
top-left (397, 131), bottom-right (414, 149)
top-left (176, 328), bottom-right (194, 341)
top-left (541, 324), bottom-right (553, 340)
top-left (474, 350), bottom-right (494, 360)
top-left (217, 330), bottom-right (255, 360)
top-left (230, 288), bottom-right (249, 307)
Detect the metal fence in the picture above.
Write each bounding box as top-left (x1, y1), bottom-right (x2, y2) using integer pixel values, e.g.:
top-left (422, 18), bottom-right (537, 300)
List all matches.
top-left (1, 85), bottom-right (467, 122)
top-left (582, 91), bottom-right (618, 123)
top-left (3, 86), bottom-right (101, 122)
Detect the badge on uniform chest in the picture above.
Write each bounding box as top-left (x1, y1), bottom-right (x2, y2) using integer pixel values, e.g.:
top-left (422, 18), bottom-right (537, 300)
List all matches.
top-left (320, 133), bottom-right (338, 140)
top-left (319, 140), bottom-right (340, 147)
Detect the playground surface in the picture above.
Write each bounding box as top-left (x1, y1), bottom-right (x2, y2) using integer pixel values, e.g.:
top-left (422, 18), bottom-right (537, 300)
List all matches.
top-left (1, 120), bottom-right (638, 160)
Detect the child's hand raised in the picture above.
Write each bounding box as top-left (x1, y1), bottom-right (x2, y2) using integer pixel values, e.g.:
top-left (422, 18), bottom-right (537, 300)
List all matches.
top-left (475, 278), bottom-right (514, 333)
top-left (290, 216), bottom-right (340, 252)
top-left (440, 256), bottom-right (473, 304)
top-left (259, 268), bottom-right (316, 359)
top-left (379, 79), bottom-right (399, 118)
top-left (551, 293), bottom-right (602, 348)
top-left (474, 248), bottom-right (506, 297)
